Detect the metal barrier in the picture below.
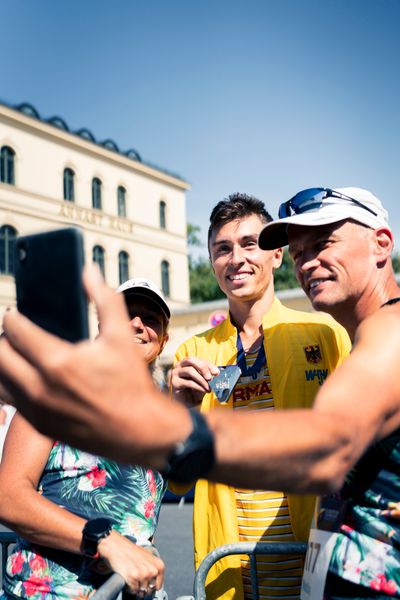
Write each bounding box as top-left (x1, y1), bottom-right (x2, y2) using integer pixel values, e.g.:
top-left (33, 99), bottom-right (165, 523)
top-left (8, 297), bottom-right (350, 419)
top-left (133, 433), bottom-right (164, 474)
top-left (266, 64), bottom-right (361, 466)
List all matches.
top-left (92, 572), bottom-right (125, 600)
top-left (0, 531), bottom-right (17, 582)
top-left (193, 541), bottom-right (308, 600)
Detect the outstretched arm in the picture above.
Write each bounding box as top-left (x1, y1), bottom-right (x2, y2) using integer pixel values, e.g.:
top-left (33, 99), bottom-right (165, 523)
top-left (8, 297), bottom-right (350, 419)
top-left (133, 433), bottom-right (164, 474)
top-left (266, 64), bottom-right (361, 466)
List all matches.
top-left (1, 265), bottom-right (399, 494)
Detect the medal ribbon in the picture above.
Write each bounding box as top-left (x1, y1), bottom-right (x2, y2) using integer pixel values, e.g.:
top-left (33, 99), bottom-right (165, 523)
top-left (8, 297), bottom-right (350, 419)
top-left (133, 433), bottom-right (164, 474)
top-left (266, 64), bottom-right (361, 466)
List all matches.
top-left (236, 333), bottom-right (266, 379)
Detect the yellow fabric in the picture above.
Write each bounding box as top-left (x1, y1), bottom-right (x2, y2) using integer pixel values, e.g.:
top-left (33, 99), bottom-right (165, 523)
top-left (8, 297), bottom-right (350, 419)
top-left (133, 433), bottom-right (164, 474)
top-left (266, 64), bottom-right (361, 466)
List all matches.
top-left (172, 298), bottom-right (351, 600)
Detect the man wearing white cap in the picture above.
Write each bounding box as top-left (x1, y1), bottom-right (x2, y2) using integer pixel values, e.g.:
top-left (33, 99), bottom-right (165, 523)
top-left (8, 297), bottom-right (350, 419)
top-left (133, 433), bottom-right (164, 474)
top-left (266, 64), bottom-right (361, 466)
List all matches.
top-left (0, 187), bottom-right (399, 599)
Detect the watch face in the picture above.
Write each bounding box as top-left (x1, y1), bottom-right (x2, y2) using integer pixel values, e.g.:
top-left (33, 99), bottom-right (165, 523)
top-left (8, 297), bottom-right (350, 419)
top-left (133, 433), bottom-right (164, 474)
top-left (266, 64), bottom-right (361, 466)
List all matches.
top-left (84, 517), bottom-right (113, 538)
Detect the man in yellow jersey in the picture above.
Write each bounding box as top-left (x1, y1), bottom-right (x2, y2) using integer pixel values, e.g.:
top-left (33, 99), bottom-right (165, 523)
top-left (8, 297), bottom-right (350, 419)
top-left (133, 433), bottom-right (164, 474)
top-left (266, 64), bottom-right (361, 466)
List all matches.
top-left (171, 193), bottom-right (351, 600)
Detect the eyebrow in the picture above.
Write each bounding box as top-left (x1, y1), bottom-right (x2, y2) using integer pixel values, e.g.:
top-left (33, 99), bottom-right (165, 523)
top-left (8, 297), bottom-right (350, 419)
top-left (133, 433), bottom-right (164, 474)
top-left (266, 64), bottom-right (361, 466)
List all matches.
top-left (212, 233), bottom-right (258, 247)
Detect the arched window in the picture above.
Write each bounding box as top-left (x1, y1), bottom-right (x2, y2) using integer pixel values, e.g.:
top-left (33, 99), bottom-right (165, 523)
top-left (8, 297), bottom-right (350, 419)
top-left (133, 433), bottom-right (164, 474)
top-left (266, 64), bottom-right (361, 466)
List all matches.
top-left (159, 200), bottom-right (166, 229)
top-left (92, 177), bottom-right (102, 210)
top-left (161, 260), bottom-right (170, 297)
top-left (0, 225), bottom-right (17, 275)
top-left (118, 251), bottom-right (130, 285)
top-left (0, 146), bottom-right (15, 185)
top-left (63, 168), bottom-right (75, 202)
top-left (117, 186), bottom-right (126, 218)
top-left (93, 245), bottom-right (105, 277)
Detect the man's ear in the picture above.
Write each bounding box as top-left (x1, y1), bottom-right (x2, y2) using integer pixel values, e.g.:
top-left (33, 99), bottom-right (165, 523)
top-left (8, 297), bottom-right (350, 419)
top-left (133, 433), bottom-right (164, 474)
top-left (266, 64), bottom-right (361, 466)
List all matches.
top-left (272, 247), bottom-right (283, 270)
top-left (374, 228), bottom-right (393, 266)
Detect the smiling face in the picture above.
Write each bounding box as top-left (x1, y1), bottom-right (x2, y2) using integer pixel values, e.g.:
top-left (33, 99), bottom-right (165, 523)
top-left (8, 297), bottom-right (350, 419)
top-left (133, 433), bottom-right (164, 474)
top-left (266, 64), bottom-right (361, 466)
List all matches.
top-left (287, 220), bottom-right (378, 317)
top-left (209, 214), bottom-right (283, 305)
top-left (123, 295), bottom-right (169, 365)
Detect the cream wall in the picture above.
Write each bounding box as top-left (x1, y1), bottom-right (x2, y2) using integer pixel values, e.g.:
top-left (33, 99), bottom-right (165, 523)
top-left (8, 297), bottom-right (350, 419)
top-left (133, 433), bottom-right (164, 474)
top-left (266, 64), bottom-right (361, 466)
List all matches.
top-left (0, 102), bottom-right (190, 348)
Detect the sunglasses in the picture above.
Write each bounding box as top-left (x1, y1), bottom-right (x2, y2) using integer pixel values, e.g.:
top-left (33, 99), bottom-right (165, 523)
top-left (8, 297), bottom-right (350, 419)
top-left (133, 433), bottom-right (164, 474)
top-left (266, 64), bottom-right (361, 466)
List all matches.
top-left (278, 187), bottom-right (378, 219)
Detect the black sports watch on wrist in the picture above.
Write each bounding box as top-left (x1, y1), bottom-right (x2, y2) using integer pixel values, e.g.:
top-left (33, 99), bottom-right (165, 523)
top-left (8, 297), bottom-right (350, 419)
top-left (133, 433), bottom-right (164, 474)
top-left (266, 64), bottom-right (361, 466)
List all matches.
top-left (162, 408), bottom-right (215, 482)
top-left (81, 517), bottom-right (114, 557)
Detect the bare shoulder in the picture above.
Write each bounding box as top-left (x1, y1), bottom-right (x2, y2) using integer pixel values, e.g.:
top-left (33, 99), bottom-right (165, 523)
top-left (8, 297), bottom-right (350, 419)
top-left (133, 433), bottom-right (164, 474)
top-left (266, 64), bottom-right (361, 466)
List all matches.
top-left (355, 300), bottom-right (400, 352)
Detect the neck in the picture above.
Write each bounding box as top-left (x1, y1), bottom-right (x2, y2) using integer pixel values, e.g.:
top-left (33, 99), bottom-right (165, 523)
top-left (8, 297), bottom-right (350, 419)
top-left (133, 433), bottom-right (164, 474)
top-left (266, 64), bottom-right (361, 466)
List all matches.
top-left (330, 273), bottom-right (400, 342)
top-left (229, 292), bottom-right (275, 349)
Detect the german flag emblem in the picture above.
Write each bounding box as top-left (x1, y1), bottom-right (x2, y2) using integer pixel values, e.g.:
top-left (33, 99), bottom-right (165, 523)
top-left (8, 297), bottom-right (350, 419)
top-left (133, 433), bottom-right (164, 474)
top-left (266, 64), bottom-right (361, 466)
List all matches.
top-left (304, 345), bottom-right (322, 364)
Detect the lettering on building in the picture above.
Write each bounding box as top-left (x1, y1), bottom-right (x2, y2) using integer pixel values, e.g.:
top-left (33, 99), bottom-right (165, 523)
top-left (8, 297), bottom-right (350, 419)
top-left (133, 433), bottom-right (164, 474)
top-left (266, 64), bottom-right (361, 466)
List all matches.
top-left (59, 204), bottom-right (133, 233)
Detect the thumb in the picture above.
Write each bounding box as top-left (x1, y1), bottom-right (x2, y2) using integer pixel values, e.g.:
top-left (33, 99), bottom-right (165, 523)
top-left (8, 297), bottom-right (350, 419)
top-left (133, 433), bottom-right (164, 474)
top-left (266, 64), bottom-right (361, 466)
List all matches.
top-left (83, 264), bottom-right (130, 339)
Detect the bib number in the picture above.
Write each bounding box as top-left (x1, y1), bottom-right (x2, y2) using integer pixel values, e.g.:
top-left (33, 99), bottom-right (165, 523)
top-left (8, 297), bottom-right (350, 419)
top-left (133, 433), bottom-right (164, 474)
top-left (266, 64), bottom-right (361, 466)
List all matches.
top-left (300, 529), bottom-right (337, 600)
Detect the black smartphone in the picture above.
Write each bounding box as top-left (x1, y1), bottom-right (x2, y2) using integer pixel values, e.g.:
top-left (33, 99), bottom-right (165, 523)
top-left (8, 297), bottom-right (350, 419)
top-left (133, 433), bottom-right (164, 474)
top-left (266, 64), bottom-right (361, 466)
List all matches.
top-left (14, 227), bottom-right (89, 342)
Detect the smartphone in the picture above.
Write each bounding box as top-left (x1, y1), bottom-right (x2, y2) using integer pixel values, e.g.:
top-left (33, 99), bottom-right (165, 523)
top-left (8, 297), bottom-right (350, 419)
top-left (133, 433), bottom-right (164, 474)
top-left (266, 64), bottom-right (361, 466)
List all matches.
top-left (14, 227), bottom-right (89, 342)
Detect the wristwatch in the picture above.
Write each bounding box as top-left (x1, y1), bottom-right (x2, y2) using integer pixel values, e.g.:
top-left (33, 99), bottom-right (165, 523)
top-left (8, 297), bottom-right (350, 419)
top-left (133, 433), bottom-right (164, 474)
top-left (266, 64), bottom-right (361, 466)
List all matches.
top-left (81, 517), bottom-right (114, 558)
top-left (162, 408), bottom-right (215, 482)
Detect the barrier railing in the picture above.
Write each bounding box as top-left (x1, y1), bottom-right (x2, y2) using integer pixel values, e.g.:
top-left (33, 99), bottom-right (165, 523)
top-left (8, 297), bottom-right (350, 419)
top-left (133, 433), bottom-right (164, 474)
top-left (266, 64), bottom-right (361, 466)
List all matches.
top-left (193, 541), bottom-right (308, 600)
top-left (0, 531), bottom-right (17, 581)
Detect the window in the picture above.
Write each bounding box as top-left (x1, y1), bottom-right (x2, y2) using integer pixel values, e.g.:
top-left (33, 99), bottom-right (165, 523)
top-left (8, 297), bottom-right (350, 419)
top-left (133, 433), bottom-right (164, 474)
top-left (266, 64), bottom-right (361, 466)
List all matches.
top-left (159, 200), bottom-right (166, 229)
top-left (117, 186), bottom-right (126, 218)
top-left (93, 245), bottom-right (105, 277)
top-left (63, 168), bottom-right (75, 202)
top-left (0, 225), bottom-right (17, 275)
top-left (0, 146), bottom-right (15, 185)
top-left (92, 177), bottom-right (102, 210)
top-left (118, 251), bottom-right (130, 285)
top-left (161, 260), bottom-right (170, 297)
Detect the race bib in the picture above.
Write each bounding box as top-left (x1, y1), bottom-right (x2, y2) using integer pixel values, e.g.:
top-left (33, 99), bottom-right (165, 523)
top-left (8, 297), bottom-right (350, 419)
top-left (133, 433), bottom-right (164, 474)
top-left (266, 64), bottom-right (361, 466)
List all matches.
top-left (300, 528), bottom-right (338, 600)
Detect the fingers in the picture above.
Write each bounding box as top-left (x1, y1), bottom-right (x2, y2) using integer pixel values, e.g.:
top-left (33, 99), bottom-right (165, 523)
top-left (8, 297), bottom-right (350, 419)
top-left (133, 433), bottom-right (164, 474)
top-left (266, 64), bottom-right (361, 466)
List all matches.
top-left (98, 532), bottom-right (164, 596)
top-left (172, 358), bottom-right (219, 391)
top-left (2, 309), bottom-right (72, 375)
top-left (83, 264), bottom-right (130, 341)
top-left (0, 335), bottom-right (46, 410)
top-left (382, 501), bottom-right (400, 520)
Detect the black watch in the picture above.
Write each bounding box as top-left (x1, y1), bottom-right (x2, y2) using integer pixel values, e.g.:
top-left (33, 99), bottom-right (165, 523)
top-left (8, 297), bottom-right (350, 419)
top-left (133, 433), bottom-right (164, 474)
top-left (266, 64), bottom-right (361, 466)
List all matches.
top-left (162, 408), bottom-right (215, 482)
top-left (82, 517), bottom-right (114, 557)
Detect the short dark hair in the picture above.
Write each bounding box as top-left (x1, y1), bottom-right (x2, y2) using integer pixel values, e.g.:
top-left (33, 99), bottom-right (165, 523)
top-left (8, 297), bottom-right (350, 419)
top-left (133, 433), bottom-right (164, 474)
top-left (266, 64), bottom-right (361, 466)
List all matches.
top-left (207, 192), bottom-right (273, 248)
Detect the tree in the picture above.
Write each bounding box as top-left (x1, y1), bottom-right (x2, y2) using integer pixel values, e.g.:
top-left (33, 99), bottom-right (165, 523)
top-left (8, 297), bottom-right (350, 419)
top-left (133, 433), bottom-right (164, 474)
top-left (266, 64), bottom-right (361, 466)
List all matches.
top-left (273, 248), bottom-right (298, 291)
top-left (187, 224), bottom-right (225, 303)
top-left (392, 252), bottom-right (400, 273)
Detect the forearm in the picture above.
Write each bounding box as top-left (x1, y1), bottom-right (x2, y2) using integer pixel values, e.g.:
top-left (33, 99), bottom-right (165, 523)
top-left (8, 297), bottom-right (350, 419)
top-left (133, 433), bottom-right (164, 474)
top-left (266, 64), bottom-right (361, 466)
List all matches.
top-left (0, 483), bottom-right (86, 553)
top-left (205, 408), bottom-right (357, 493)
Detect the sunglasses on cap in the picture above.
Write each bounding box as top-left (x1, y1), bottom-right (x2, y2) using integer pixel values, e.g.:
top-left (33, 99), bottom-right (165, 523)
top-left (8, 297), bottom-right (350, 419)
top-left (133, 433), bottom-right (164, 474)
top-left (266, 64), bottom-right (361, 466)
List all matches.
top-left (278, 187), bottom-right (378, 219)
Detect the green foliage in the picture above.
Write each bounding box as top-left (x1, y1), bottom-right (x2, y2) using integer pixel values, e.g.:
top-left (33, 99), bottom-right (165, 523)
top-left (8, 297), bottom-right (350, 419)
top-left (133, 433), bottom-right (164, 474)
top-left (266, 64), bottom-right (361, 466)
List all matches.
top-left (273, 248), bottom-right (298, 291)
top-left (187, 223), bottom-right (202, 250)
top-left (392, 252), bottom-right (400, 273)
top-left (189, 257), bottom-right (226, 303)
top-left (187, 223), bottom-right (225, 303)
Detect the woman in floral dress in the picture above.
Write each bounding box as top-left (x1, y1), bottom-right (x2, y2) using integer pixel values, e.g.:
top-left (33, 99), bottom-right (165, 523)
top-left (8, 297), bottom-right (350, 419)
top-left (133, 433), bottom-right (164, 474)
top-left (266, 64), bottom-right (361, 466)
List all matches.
top-left (0, 278), bottom-right (171, 599)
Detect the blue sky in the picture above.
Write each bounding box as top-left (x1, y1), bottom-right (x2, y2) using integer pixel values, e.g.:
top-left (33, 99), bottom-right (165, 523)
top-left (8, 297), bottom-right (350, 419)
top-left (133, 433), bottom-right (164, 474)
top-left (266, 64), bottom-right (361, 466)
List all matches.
top-left (1, 0), bottom-right (399, 254)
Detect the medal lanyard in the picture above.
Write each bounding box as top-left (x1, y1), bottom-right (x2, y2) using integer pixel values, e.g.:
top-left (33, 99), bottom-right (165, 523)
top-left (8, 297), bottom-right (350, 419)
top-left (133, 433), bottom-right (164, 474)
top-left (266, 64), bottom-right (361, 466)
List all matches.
top-left (236, 333), bottom-right (266, 379)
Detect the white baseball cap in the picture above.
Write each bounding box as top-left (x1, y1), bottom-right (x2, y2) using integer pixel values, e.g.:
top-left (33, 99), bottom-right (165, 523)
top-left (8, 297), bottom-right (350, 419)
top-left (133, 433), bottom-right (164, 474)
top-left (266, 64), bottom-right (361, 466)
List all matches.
top-left (259, 187), bottom-right (391, 250)
top-left (116, 277), bottom-right (170, 322)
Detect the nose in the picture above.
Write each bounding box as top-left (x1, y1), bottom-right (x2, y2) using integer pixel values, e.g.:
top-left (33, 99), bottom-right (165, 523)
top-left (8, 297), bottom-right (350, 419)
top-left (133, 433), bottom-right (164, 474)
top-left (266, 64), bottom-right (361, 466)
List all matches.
top-left (129, 315), bottom-right (144, 331)
top-left (230, 244), bottom-right (245, 266)
top-left (298, 253), bottom-right (320, 275)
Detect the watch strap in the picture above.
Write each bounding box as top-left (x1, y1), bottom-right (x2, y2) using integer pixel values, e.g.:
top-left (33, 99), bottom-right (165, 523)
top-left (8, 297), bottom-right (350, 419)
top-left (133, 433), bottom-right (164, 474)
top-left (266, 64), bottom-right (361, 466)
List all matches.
top-left (82, 517), bottom-right (114, 558)
top-left (162, 408), bottom-right (215, 482)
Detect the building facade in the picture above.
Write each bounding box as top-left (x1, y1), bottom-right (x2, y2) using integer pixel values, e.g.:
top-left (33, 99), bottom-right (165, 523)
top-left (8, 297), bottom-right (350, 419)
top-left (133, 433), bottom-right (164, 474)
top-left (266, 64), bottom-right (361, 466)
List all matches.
top-left (0, 100), bottom-right (192, 363)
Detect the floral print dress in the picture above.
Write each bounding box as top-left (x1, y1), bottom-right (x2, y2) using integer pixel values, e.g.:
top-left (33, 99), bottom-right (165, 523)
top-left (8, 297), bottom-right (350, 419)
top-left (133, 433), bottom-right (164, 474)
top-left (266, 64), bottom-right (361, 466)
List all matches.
top-left (325, 429), bottom-right (400, 598)
top-left (3, 442), bottom-right (166, 599)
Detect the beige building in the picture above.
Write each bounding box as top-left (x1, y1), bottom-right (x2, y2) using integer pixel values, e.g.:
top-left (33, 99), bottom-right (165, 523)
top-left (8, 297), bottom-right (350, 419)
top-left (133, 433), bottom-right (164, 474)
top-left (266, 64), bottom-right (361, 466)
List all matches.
top-left (0, 100), bottom-right (311, 367)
